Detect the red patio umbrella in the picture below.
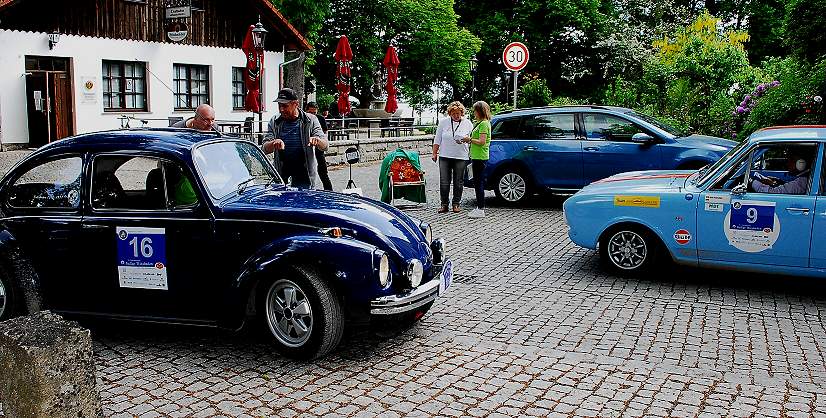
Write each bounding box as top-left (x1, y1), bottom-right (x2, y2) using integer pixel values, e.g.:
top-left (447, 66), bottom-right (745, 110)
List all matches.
top-left (334, 35), bottom-right (353, 116)
top-left (382, 46), bottom-right (400, 114)
top-left (241, 25), bottom-right (264, 113)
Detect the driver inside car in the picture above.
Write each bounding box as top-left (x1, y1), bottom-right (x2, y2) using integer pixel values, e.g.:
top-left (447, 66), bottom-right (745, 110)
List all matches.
top-left (750, 155), bottom-right (810, 194)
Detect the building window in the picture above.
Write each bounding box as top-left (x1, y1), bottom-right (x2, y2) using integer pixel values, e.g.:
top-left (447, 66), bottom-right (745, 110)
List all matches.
top-left (232, 67), bottom-right (247, 110)
top-left (173, 64), bottom-right (210, 110)
top-left (102, 61), bottom-right (148, 111)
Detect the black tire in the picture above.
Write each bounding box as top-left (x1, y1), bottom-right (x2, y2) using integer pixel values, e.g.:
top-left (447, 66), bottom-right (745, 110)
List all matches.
top-left (375, 301), bottom-right (434, 331)
top-left (261, 265), bottom-right (344, 360)
top-left (599, 225), bottom-right (662, 275)
top-left (494, 167), bottom-right (532, 204)
top-left (0, 264), bottom-right (18, 322)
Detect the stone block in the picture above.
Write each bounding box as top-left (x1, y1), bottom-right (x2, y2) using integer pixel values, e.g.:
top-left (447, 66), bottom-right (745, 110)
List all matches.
top-left (0, 311), bottom-right (101, 418)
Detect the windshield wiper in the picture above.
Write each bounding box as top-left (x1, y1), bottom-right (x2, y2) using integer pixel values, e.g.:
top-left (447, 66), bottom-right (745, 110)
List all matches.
top-left (692, 165), bottom-right (710, 183)
top-left (236, 177), bottom-right (258, 194)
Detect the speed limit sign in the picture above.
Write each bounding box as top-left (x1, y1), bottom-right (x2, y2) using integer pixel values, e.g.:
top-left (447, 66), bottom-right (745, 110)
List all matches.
top-left (503, 42), bottom-right (529, 71)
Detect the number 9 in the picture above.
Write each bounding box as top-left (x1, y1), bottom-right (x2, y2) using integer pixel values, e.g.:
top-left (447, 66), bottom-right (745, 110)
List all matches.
top-left (746, 207), bottom-right (758, 224)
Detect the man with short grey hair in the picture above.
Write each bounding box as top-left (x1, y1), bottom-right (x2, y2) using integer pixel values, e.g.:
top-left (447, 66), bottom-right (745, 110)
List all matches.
top-left (172, 104), bottom-right (219, 131)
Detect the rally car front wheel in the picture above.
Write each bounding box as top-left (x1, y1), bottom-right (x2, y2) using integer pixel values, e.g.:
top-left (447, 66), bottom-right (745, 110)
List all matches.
top-left (599, 226), bottom-right (661, 275)
top-left (263, 266), bottom-right (344, 360)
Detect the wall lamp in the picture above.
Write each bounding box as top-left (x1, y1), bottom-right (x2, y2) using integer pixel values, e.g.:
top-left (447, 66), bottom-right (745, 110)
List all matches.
top-left (48, 31), bottom-right (60, 50)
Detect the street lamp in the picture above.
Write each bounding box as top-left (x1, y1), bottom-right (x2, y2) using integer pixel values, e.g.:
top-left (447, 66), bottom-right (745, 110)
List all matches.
top-left (469, 55), bottom-right (478, 101)
top-left (251, 18), bottom-right (267, 133)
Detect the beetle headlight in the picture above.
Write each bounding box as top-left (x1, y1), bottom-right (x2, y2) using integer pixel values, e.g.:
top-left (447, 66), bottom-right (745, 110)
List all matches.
top-left (406, 259), bottom-right (423, 288)
top-left (378, 253), bottom-right (391, 288)
top-left (420, 223), bottom-right (433, 244)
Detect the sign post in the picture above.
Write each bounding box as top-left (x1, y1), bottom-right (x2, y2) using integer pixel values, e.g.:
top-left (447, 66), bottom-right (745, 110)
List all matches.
top-left (502, 42), bottom-right (529, 108)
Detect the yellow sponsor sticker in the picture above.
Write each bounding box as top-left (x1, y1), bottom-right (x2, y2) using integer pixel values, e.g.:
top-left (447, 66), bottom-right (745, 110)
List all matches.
top-left (614, 195), bottom-right (661, 208)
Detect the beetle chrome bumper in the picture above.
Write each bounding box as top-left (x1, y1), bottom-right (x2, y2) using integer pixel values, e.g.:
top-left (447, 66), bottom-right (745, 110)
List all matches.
top-left (370, 263), bottom-right (444, 315)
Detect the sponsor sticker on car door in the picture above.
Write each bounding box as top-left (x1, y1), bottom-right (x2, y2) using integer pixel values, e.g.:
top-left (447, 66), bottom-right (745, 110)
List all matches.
top-left (116, 227), bottom-right (168, 290)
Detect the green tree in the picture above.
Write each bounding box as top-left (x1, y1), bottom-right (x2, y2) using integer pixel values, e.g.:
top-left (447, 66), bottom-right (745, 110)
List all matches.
top-left (743, 0), bottom-right (785, 64)
top-left (784, 0), bottom-right (826, 63)
top-left (637, 12), bottom-right (762, 135)
top-left (455, 0), bottom-right (615, 102)
top-left (518, 77), bottom-right (552, 108)
top-left (311, 0), bottom-right (480, 109)
top-left (270, 0), bottom-right (330, 66)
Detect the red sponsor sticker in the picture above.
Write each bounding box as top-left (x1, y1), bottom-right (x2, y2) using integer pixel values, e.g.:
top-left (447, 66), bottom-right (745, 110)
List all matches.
top-left (674, 229), bottom-right (691, 245)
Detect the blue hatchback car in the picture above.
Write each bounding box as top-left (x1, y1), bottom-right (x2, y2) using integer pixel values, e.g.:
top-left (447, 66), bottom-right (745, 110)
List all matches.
top-left (0, 129), bottom-right (452, 359)
top-left (564, 125), bottom-right (826, 277)
top-left (480, 106), bottom-right (736, 203)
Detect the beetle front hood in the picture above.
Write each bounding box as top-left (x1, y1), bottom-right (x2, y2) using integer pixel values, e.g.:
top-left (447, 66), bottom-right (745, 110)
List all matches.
top-left (584, 170), bottom-right (694, 194)
top-left (218, 187), bottom-right (428, 261)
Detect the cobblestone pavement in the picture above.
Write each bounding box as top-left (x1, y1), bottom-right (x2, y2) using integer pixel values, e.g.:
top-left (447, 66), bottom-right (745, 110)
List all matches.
top-left (3, 151), bottom-right (826, 417)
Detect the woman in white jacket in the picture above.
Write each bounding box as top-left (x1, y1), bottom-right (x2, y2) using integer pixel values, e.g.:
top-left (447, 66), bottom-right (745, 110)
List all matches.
top-left (432, 101), bottom-right (473, 213)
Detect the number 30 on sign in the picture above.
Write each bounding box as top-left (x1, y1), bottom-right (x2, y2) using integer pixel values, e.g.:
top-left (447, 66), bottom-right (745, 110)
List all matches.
top-left (503, 42), bottom-right (529, 72)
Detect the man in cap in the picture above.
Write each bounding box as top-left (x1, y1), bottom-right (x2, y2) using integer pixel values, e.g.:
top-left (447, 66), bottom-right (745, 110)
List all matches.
top-left (172, 104), bottom-right (219, 131)
top-left (262, 88), bottom-right (328, 189)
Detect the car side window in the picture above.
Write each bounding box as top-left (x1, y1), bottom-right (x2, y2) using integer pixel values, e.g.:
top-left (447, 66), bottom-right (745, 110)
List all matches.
top-left (583, 114), bottom-right (648, 142)
top-left (92, 156), bottom-right (199, 210)
top-left (746, 144), bottom-right (816, 195)
top-left (520, 114), bottom-right (576, 140)
top-left (491, 118), bottom-right (521, 139)
top-left (6, 157), bottom-right (82, 209)
top-left (162, 161), bottom-right (199, 209)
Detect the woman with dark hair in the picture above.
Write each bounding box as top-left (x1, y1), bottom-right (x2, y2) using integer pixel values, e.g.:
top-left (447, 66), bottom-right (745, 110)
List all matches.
top-left (462, 101), bottom-right (492, 218)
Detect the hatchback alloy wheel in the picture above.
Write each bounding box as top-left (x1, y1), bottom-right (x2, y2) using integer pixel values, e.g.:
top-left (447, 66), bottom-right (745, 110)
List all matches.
top-left (498, 172), bottom-right (527, 202)
top-left (266, 279), bottom-right (314, 347)
top-left (607, 230), bottom-right (647, 270)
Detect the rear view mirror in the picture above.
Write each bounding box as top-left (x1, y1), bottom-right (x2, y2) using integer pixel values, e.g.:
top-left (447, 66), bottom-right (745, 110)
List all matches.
top-left (731, 183), bottom-right (747, 196)
top-left (632, 133), bottom-right (655, 144)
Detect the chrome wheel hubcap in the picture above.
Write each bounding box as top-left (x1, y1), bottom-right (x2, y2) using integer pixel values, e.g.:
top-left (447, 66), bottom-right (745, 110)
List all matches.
top-left (608, 231), bottom-right (647, 270)
top-left (0, 280), bottom-right (6, 318)
top-left (499, 173), bottom-right (526, 202)
top-left (266, 280), bottom-right (313, 347)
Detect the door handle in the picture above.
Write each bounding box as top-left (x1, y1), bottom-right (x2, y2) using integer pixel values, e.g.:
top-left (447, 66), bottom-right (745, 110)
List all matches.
top-left (523, 146), bottom-right (538, 151)
top-left (786, 207), bottom-right (810, 215)
top-left (583, 147), bottom-right (599, 152)
top-left (81, 224), bottom-right (109, 230)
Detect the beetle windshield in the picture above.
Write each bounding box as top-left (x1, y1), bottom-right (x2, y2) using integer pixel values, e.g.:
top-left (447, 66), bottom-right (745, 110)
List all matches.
top-left (695, 139), bottom-right (750, 185)
top-left (193, 141), bottom-right (282, 199)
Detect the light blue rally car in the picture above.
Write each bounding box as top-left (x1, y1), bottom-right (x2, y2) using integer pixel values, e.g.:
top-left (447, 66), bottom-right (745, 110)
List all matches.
top-left (564, 125), bottom-right (826, 277)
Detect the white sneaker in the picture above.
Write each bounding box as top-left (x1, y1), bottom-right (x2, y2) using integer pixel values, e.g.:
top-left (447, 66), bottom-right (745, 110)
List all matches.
top-left (468, 209), bottom-right (486, 218)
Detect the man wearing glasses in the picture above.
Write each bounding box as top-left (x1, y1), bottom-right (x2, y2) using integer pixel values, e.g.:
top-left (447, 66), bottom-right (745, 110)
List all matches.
top-left (262, 88), bottom-right (328, 189)
top-left (172, 104), bottom-right (219, 131)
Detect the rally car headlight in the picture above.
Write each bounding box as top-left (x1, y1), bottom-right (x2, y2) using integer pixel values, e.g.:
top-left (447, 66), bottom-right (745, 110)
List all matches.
top-left (406, 259), bottom-right (423, 288)
top-left (378, 253), bottom-right (391, 288)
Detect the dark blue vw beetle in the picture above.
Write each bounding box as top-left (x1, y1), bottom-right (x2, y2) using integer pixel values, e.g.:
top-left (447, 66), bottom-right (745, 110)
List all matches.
top-left (0, 129), bottom-right (451, 359)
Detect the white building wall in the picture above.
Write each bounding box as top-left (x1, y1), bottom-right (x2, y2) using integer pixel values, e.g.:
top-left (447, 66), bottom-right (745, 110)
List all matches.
top-left (0, 29), bottom-right (283, 145)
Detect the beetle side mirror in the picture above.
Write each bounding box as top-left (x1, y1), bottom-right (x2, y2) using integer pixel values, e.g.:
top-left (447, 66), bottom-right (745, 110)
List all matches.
top-left (631, 133), bottom-right (656, 144)
top-left (731, 183), bottom-right (747, 196)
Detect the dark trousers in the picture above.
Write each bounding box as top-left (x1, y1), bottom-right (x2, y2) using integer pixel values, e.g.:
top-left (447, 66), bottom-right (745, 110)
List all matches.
top-left (471, 159), bottom-right (487, 209)
top-left (438, 157), bottom-right (467, 206)
top-left (315, 148), bottom-right (333, 190)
